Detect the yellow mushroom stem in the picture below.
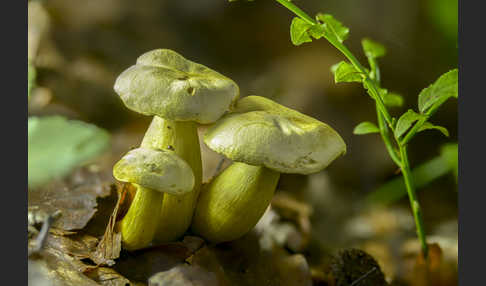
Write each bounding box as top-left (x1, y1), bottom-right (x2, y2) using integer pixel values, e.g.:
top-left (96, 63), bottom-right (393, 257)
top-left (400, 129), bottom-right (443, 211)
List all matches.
top-left (120, 185), bottom-right (163, 251)
top-left (141, 116), bottom-right (202, 243)
top-left (192, 162), bottom-right (280, 243)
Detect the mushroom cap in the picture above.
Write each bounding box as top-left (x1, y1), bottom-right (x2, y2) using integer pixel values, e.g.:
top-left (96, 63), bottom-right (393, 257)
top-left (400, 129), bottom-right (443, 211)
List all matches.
top-left (114, 49), bottom-right (239, 124)
top-left (204, 96), bottom-right (346, 174)
top-left (113, 147), bottom-right (195, 195)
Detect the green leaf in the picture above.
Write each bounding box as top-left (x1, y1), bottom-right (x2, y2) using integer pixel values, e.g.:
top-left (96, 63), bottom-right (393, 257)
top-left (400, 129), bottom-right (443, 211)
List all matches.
top-left (28, 116), bottom-right (110, 188)
top-left (316, 13), bottom-right (349, 43)
top-left (332, 61), bottom-right (363, 83)
top-left (353, 122), bottom-right (380, 135)
top-left (361, 38), bottom-right (386, 59)
top-left (28, 61), bottom-right (36, 100)
top-left (308, 24), bottom-right (325, 39)
top-left (290, 18), bottom-right (312, 45)
top-left (418, 69), bottom-right (458, 113)
top-left (290, 17), bottom-right (324, 46)
top-left (394, 109), bottom-right (427, 139)
top-left (418, 122), bottom-right (449, 137)
top-left (383, 91), bottom-right (404, 107)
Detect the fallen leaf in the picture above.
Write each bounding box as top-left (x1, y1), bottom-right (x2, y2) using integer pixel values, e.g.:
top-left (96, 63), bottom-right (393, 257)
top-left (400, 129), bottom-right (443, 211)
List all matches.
top-left (29, 247), bottom-right (99, 286)
top-left (45, 232), bottom-right (99, 261)
top-left (92, 183), bottom-right (134, 266)
top-left (84, 267), bottom-right (141, 286)
top-left (28, 166), bottom-right (113, 231)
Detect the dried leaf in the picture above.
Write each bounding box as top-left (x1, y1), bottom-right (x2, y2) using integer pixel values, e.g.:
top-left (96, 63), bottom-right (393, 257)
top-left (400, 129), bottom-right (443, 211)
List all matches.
top-left (29, 247), bottom-right (99, 286)
top-left (29, 224), bottom-right (137, 286)
top-left (45, 232), bottom-right (99, 261)
top-left (84, 267), bottom-right (139, 286)
top-left (82, 184), bottom-right (121, 238)
top-left (92, 183), bottom-right (132, 266)
top-left (28, 167), bottom-right (112, 231)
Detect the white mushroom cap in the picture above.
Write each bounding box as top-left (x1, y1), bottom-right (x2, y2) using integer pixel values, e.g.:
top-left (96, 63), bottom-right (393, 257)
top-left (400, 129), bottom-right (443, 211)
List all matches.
top-left (113, 147), bottom-right (195, 195)
top-left (204, 96), bottom-right (346, 174)
top-left (114, 49), bottom-right (239, 124)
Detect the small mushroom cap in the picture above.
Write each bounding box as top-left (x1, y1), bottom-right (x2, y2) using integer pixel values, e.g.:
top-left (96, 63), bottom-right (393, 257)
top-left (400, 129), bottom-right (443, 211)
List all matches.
top-left (204, 96), bottom-right (346, 174)
top-left (113, 147), bottom-right (195, 195)
top-left (114, 49), bottom-right (239, 124)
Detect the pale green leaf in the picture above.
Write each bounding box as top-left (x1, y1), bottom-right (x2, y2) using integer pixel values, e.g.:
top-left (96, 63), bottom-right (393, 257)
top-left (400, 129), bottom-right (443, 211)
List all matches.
top-left (332, 61), bottom-right (363, 83)
top-left (418, 122), bottom-right (449, 137)
top-left (316, 13), bottom-right (349, 43)
top-left (353, 122), bottom-right (380, 135)
top-left (28, 116), bottom-right (110, 188)
top-left (394, 109), bottom-right (426, 139)
top-left (383, 92), bottom-right (404, 107)
top-left (361, 38), bottom-right (386, 59)
top-left (418, 69), bottom-right (458, 113)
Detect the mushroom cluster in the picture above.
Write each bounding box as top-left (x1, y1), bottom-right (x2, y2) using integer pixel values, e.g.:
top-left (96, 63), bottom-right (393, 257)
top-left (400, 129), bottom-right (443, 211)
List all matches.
top-left (113, 49), bottom-right (238, 250)
top-left (113, 49), bottom-right (346, 250)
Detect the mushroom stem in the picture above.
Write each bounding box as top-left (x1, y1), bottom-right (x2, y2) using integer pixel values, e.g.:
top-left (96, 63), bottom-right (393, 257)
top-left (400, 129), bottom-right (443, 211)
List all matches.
top-left (120, 185), bottom-right (163, 250)
top-left (141, 116), bottom-right (203, 242)
top-left (192, 162), bottom-right (280, 243)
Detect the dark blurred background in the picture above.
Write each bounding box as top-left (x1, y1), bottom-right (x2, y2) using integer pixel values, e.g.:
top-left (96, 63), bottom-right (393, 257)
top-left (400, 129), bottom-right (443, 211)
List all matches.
top-left (29, 0), bottom-right (457, 265)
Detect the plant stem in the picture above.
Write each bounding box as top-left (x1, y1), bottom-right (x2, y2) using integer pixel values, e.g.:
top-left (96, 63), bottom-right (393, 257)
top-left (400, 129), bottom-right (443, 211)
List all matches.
top-left (275, 0), bottom-right (316, 25)
top-left (273, 0), bottom-right (429, 258)
top-left (399, 146), bottom-right (429, 257)
top-left (377, 105), bottom-right (401, 166)
top-left (368, 47), bottom-right (428, 257)
top-left (369, 57), bottom-right (401, 166)
top-left (141, 116), bottom-right (202, 243)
